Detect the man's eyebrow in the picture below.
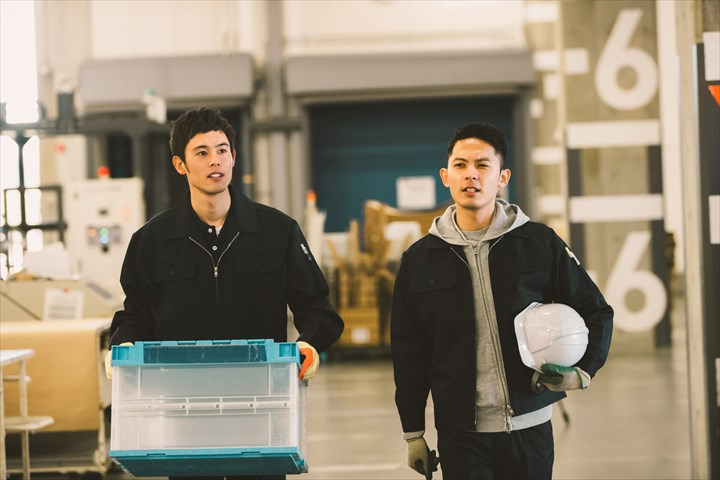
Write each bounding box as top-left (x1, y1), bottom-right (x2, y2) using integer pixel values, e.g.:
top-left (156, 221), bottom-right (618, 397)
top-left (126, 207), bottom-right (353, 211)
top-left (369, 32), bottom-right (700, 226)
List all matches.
top-left (451, 156), bottom-right (492, 162)
top-left (191, 142), bottom-right (230, 152)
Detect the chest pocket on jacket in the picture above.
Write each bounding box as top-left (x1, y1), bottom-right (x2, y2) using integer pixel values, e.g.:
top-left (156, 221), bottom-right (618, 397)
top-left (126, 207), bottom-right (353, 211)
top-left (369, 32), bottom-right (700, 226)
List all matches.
top-left (233, 252), bottom-right (284, 275)
top-left (409, 270), bottom-right (457, 293)
top-left (151, 261), bottom-right (196, 282)
top-left (233, 252), bottom-right (284, 305)
top-left (502, 254), bottom-right (552, 272)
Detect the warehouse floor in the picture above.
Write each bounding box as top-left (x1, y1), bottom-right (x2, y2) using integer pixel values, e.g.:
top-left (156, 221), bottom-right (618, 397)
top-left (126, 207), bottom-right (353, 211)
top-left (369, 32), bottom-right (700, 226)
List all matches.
top-left (13, 279), bottom-right (692, 480)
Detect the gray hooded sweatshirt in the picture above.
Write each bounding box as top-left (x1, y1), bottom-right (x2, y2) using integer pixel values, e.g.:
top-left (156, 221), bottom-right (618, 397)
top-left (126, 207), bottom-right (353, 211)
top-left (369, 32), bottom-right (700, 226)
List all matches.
top-left (429, 199), bottom-right (553, 432)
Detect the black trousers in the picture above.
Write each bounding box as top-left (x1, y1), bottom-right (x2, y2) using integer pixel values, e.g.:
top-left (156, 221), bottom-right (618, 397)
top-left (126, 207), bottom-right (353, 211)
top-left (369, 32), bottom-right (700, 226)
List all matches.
top-left (437, 421), bottom-right (554, 480)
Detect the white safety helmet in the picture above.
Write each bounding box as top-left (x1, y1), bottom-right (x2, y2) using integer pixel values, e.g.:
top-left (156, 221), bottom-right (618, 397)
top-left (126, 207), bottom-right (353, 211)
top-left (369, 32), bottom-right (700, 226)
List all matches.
top-left (514, 302), bottom-right (589, 372)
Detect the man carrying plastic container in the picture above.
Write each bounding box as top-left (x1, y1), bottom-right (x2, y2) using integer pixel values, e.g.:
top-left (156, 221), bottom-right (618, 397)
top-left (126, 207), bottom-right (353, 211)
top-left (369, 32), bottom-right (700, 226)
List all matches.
top-left (390, 122), bottom-right (613, 479)
top-left (106, 106), bottom-right (344, 480)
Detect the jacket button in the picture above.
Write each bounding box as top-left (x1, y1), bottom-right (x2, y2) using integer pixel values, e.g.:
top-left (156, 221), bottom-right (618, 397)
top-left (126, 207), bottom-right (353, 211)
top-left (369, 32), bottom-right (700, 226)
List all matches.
top-left (169, 270), bottom-right (175, 276)
top-left (256, 263), bottom-right (263, 271)
top-left (428, 279), bottom-right (435, 286)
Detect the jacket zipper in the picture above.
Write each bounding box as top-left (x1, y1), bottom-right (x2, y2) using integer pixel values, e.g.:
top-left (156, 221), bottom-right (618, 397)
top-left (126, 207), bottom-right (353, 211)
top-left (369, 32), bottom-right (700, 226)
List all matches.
top-left (458, 238), bottom-right (514, 432)
top-left (486, 237), bottom-right (514, 432)
top-left (188, 232), bottom-right (240, 306)
top-left (486, 236), bottom-right (513, 432)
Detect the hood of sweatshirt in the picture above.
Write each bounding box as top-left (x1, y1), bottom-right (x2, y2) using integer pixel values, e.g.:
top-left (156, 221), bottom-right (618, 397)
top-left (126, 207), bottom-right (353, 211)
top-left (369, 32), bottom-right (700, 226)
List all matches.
top-left (429, 198), bottom-right (529, 244)
top-left (427, 198), bottom-right (541, 433)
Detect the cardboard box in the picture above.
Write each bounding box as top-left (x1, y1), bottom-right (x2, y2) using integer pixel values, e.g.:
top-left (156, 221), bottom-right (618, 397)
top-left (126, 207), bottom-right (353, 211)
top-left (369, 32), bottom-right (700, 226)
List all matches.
top-left (337, 307), bottom-right (381, 346)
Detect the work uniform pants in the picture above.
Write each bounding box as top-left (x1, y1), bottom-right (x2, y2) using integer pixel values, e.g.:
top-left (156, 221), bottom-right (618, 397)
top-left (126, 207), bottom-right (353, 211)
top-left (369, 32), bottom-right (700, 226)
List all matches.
top-left (437, 421), bottom-right (554, 480)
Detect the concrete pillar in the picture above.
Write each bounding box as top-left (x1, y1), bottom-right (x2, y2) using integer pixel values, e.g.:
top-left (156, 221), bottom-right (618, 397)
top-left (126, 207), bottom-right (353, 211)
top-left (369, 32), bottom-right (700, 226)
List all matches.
top-left (34, 1), bottom-right (91, 118)
top-left (677, 1), bottom-right (720, 477)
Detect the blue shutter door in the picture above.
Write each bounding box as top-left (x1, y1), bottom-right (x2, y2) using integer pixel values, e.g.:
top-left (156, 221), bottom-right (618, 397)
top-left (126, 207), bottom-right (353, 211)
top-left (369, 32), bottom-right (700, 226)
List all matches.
top-left (309, 96), bottom-right (515, 232)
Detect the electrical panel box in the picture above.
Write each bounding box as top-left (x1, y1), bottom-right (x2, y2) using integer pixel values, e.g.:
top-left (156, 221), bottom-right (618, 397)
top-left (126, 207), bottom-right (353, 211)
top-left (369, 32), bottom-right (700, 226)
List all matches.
top-left (39, 134), bottom-right (89, 186)
top-left (63, 177), bottom-right (144, 297)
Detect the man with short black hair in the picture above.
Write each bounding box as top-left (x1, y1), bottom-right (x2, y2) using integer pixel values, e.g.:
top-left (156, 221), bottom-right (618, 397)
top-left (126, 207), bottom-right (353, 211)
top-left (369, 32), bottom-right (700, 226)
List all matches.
top-left (107, 106), bottom-right (344, 480)
top-left (391, 122), bottom-right (613, 479)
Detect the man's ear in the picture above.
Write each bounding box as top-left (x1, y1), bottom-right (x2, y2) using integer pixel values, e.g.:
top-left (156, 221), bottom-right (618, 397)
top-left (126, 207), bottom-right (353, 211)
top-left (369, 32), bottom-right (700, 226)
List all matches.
top-left (439, 168), bottom-right (449, 187)
top-left (172, 156), bottom-right (187, 175)
top-left (499, 168), bottom-right (511, 188)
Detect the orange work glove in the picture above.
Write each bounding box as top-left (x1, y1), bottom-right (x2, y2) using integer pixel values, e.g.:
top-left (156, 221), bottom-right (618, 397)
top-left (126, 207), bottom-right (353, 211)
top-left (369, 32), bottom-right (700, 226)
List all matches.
top-left (297, 341), bottom-right (319, 380)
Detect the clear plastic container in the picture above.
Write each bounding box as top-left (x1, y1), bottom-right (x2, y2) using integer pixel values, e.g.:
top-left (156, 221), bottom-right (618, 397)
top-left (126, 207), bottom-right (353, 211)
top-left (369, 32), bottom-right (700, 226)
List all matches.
top-left (109, 340), bottom-right (307, 476)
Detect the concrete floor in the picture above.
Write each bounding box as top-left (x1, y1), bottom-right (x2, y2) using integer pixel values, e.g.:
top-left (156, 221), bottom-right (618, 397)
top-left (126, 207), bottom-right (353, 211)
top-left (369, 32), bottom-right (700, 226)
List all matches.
top-left (296, 332), bottom-right (691, 480)
top-left (13, 281), bottom-right (692, 480)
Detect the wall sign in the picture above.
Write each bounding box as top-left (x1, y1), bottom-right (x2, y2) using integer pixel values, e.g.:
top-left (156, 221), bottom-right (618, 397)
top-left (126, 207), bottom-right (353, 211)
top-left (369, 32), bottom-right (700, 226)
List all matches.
top-left (564, 4), bottom-right (668, 338)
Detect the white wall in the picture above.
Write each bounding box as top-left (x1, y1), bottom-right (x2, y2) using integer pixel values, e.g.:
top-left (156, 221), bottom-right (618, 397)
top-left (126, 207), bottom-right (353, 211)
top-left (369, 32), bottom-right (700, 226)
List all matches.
top-left (87, 0), bottom-right (526, 59)
top-left (90, 1), bottom-right (239, 58)
top-left (283, 0), bottom-right (526, 55)
top-left (33, 0), bottom-right (687, 273)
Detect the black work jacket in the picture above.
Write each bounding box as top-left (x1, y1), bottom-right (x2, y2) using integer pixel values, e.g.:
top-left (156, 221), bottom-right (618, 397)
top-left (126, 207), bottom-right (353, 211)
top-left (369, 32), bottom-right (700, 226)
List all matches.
top-left (110, 187), bottom-right (343, 352)
top-left (391, 221), bottom-right (613, 433)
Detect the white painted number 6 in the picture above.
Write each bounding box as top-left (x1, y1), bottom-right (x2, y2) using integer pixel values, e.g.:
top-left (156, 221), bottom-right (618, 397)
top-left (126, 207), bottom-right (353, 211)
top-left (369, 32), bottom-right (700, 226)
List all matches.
top-left (595, 9), bottom-right (658, 110)
top-left (605, 231), bottom-right (666, 332)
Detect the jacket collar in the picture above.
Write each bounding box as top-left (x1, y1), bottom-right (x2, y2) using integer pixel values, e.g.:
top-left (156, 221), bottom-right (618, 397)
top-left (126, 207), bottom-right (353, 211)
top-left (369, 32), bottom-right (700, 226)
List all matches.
top-left (429, 199), bottom-right (529, 246)
top-left (426, 222), bottom-right (530, 249)
top-left (164, 185), bottom-right (262, 239)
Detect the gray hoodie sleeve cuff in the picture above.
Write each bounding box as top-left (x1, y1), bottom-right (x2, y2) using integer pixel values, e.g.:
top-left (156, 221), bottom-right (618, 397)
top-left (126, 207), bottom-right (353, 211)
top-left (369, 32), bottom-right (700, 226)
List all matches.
top-left (403, 430), bottom-right (425, 440)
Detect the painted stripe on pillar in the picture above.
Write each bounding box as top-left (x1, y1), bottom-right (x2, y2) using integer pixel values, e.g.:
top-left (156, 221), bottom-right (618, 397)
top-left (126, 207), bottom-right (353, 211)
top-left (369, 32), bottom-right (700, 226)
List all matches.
top-left (531, 146), bottom-right (563, 165)
top-left (533, 49), bottom-right (590, 74)
top-left (538, 194), bottom-right (566, 215)
top-left (524, 1), bottom-right (558, 23)
top-left (566, 120), bottom-right (660, 148)
top-left (569, 194), bottom-right (663, 223)
top-left (703, 31), bottom-right (719, 81)
top-left (710, 195), bottom-right (720, 245)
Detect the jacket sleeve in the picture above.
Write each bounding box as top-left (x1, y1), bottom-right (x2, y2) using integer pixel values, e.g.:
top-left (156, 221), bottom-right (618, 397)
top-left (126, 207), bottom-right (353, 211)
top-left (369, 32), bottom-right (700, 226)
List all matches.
top-left (390, 251), bottom-right (432, 434)
top-left (286, 222), bottom-right (344, 353)
top-left (109, 230), bottom-right (155, 346)
top-left (551, 233), bottom-right (613, 378)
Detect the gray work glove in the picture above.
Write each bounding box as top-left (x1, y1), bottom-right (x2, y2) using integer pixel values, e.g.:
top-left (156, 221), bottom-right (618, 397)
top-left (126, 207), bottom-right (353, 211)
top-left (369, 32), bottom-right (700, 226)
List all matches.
top-left (406, 436), bottom-right (439, 479)
top-left (538, 363), bottom-right (591, 392)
